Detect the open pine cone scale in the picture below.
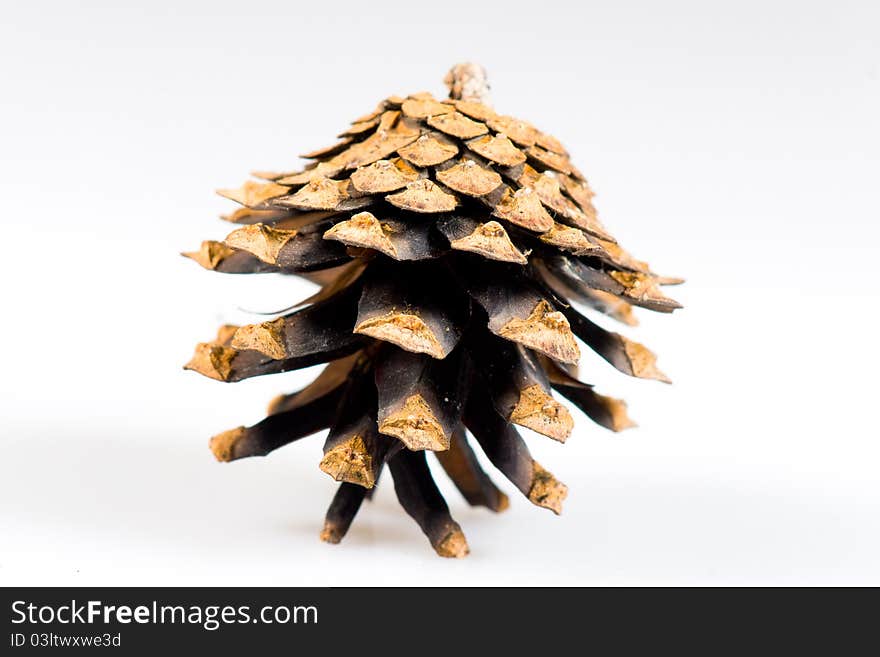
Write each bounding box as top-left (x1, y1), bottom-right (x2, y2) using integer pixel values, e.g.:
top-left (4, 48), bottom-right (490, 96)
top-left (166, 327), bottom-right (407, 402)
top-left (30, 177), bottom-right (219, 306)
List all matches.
top-left (184, 63), bottom-right (681, 557)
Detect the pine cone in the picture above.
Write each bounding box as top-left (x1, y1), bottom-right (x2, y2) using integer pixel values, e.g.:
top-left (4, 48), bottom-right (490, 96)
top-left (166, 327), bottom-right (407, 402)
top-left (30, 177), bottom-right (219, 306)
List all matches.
top-left (183, 63), bottom-right (682, 557)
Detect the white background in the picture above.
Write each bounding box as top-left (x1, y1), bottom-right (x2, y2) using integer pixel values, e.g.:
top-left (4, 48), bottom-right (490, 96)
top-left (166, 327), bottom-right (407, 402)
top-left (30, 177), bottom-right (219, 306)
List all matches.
top-left (1, 0), bottom-right (878, 586)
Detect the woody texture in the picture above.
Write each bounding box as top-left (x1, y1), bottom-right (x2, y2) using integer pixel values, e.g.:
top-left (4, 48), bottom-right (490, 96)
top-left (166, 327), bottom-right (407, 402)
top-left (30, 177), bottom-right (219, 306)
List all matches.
top-left (184, 63), bottom-right (682, 557)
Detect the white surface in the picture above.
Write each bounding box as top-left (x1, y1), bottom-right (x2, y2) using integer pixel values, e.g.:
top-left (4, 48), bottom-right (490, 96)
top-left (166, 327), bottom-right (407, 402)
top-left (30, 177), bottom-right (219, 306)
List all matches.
top-left (1, 0), bottom-right (878, 586)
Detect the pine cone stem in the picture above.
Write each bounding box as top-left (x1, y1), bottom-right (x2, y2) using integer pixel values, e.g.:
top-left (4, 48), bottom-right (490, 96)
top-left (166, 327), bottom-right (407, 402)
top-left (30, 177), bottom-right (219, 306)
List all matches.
top-left (445, 62), bottom-right (492, 105)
